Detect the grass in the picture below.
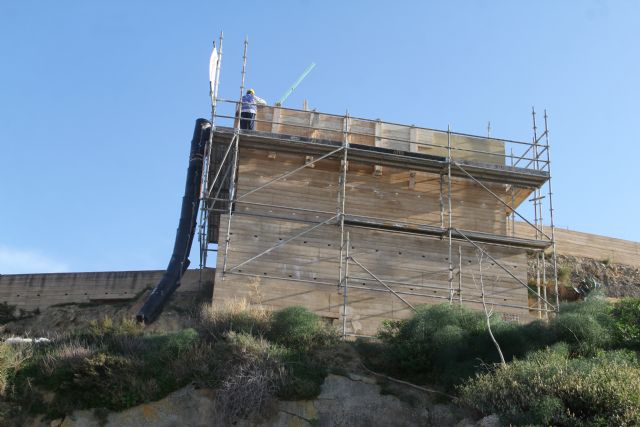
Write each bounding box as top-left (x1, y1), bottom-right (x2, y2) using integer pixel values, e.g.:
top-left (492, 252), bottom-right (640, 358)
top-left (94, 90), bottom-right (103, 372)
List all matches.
top-left (0, 300), bottom-right (339, 423)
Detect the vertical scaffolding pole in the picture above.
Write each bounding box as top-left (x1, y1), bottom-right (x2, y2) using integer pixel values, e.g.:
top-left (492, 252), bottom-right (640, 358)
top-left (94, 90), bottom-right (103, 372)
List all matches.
top-left (239, 36), bottom-right (248, 105)
top-left (458, 245), bottom-right (463, 304)
top-left (447, 125), bottom-right (454, 303)
top-left (544, 110), bottom-right (560, 313)
top-left (199, 32), bottom-right (224, 279)
top-left (221, 38), bottom-right (248, 279)
top-left (510, 148), bottom-right (515, 237)
top-left (532, 108), bottom-right (543, 318)
top-left (337, 111), bottom-right (350, 291)
top-left (439, 174), bottom-right (444, 228)
top-left (342, 232), bottom-right (350, 338)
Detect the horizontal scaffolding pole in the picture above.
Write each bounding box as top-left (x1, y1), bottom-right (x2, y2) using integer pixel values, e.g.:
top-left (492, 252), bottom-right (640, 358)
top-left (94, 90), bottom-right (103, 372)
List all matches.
top-left (237, 146), bottom-right (344, 201)
top-left (454, 227), bottom-right (557, 311)
top-left (214, 98), bottom-right (538, 147)
top-left (453, 160), bottom-right (552, 241)
top-left (212, 112), bottom-right (548, 167)
top-left (211, 128), bottom-right (550, 188)
top-left (223, 270), bottom-right (556, 314)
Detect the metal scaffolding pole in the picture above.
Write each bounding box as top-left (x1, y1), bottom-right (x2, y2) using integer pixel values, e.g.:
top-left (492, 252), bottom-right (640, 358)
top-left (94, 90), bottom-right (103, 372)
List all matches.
top-left (439, 174), bottom-right (445, 228)
top-left (454, 227), bottom-right (557, 310)
top-left (453, 161), bottom-right (552, 241)
top-left (350, 256), bottom-right (417, 312)
top-left (544, 110), bottom-right (560, 313)
top-left (447, 126), bottom-right (453, 303)
top-left (220, 134), bottom-right (239, 278)
top-left (209, 270), bottom-right (556, 314)
top-left (342, 232), bottom-right (350, 338)
top-left (510, 148), bottom-right (515, 237)
top-left (220, 37), bottom-right (247, 281)
top-left (458, 245), bottom-right (463, 304)
top-left (532, 108), bottom-right (542, 318)
top-left (199, 31), bottom-right (224, 280)
top-left (337, 112), bottom-right (350, 291)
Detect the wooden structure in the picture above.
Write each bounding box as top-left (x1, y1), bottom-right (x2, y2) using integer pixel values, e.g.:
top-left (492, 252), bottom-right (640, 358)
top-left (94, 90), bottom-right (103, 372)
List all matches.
top-left (201, 103), bottom-right (555, 336)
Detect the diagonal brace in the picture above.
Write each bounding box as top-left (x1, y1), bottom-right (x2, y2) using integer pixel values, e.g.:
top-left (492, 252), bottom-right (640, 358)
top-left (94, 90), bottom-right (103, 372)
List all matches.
top-left (237, 146), bottom-right (344, 201)
top-left (454, 227), bottom-right (557, 311)
top-left (226, 214), bottom-right (339, 273)
top-left (452, 161), bottom-right (552, 241)
top-left (206, 133), bottom-right (237, 197)
top-left (350, 256), bottom-right (417, 312)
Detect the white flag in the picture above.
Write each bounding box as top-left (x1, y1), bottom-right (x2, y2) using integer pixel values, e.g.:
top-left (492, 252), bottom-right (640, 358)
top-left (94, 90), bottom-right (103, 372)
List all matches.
top-left (209, 44), bottom-right (218, 96)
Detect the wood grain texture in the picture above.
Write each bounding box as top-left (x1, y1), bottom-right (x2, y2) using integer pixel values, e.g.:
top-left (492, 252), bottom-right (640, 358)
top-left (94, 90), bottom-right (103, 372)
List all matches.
top-left (214, 213), bottom-right (534, 335)
top-left (256, 107), bottom-right (506, 165)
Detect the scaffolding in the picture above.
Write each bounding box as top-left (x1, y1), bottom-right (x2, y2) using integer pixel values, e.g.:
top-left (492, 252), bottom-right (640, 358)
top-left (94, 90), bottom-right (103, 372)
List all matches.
top-left (198, 38), bottom-right (559, 336)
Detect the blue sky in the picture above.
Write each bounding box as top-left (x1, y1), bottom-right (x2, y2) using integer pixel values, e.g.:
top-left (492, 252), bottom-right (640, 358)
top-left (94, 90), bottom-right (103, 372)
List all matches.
top-left (1, 1), bottom-right (638, 274)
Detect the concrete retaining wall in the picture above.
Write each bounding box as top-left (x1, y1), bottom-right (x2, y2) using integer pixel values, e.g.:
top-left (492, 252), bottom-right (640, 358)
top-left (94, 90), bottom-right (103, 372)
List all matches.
top-left (0, 269), bottom-right (214, 311)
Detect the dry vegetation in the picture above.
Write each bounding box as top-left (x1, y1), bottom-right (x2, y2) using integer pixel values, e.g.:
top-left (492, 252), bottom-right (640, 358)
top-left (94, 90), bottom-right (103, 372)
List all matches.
top-left (0, 299), bottom-right (338, 425)
top-left (2, 291), bottom-right (640, 426)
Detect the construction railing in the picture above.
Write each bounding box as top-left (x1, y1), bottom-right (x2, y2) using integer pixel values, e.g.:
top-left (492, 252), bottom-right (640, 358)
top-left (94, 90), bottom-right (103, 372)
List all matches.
top-left (210, 99), bottom-right (550, 173)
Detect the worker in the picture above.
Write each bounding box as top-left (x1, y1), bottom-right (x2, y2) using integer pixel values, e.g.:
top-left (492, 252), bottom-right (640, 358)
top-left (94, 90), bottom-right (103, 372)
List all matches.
top-left (240, 88), bottom-right (267, 130)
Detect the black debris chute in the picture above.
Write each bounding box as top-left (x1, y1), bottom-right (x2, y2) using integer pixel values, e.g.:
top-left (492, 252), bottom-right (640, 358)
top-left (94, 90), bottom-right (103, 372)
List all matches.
top-left (136, 118), bottom-right (211, 323)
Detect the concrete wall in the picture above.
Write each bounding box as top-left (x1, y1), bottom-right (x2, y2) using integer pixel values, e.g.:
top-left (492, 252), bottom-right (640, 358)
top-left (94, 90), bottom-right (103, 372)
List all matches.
top-left (513, 222), bottom-right (640, 267)
top-left (212, 146), bottom-right (534, 335)
top-left (0, 269), bottom-right (214, 311)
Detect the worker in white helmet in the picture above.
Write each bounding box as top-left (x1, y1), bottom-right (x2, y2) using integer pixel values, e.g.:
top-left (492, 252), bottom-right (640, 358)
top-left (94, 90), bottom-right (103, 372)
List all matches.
top-left (240, 88), bottom-right (267, 130)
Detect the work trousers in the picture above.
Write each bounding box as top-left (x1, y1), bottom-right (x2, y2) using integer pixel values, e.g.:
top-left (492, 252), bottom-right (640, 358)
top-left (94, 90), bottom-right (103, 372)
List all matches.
top-left (240, 112), bottom-right (256, 130)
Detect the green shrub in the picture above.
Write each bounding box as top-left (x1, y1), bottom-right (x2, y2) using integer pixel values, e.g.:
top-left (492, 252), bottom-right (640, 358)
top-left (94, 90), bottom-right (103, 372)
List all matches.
top-left (0, 342), bottom-right (31, 396)
top-left (363, 297), bottom-right (628, 389)
top-left (553, 295), bottom-right (616, 355)
top-left (366, 304), bottom-right (503, 386)
top-left (612, 298), bottom-right (640, 349)
top-left (7, 323), bottom-right (217, 419)
top-left (459, 344), bottom-right (640, 426)
top-left (268, 306), bottom-right (338, 352)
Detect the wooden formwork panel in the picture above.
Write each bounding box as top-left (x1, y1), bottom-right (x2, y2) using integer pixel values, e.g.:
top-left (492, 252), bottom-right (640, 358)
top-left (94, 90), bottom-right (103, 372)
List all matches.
top-left (214, 214), bottom-right (534, 335)
top-left (235, 148), bottom-right (508, 234)
top-left (255, 107), bottom-right (506, 165)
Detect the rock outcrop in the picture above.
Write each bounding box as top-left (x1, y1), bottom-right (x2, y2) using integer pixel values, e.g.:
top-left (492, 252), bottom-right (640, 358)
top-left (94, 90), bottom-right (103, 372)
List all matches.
top-left (53, 374), bottom-right (497, 427)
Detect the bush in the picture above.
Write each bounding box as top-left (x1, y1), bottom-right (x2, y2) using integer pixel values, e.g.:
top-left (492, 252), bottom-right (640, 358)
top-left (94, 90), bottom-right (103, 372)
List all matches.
top-left (366, 304), bottom-right (514, 386)
top-left (612, 298), bottom-right (640, 349)
top-left (552, 294), bottom-right (616, 355)
top-left (459, 344), bottom-right (640, 426)
top-left (0, 342), bottom-right (31, 396)
top-left (3, 306), bottom-right (339, 420)
top-left (267, 306), bottom-right (338, 352)
top-left (198, 299), bottom-right (270, 341)
top-left (213, 332), bottom-right (287, 423)
top-left (7, 321), bottom-right (217, 419)
top-left (362, 297), bottom-right (633, 389)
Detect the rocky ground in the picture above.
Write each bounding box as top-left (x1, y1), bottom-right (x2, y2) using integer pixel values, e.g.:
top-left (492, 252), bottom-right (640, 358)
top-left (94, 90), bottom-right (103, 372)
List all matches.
top-left (0, 290), bottom-right (203, 337)
top-left (37, 374), bottom-right (497, 427)
top-left (529, 254), bottom-right (640, 299)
